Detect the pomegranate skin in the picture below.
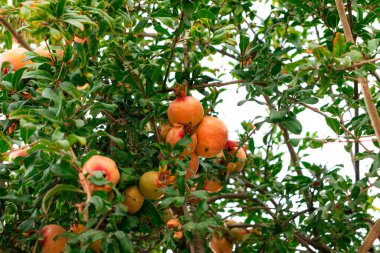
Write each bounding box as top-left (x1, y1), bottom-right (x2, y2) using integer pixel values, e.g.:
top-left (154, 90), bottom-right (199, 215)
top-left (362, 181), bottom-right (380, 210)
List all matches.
top-left (195, 116), bottom-right (228, 158)
top-left (166, 126), bottom-right (197, 156)
top-left (167, 96), bottom-right (204, 127)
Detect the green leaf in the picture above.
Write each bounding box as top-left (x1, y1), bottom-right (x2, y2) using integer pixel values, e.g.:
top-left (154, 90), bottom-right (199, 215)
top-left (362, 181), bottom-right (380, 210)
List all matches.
top-left (325, 117), bottom-right (341, 134)
top-left (193, 9), bottom-right (217, 20)
top-left (50, 163), bottom-right (79, 180)
top-left (269, 109), bottom-right (287, 123)
top-left (368, 39), bottom-right (379, 52)
top-left (289, 138), bottom-right (301, 147)
top-left (282, 117), bottom-right (302, 135)
top-left (138, 200), bottom-right (162, 227)
top-left (42, 184), bottom-right (83, 213)
top-left (151, 9), bottom-right (173, 18)
top-left (239, 34), bottom-right (250, 54)
top-left (113, 231), bottom-right (135, 253)
top-left (194, 200), bottom-right (208, 221)
top-left (59, 82), bottom-right (81, 99)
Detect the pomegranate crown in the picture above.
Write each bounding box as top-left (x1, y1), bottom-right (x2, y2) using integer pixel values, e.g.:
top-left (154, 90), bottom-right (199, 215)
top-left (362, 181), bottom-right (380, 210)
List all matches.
top-left (173, 84), bottom-right (187, 98)
top-left (183, 122), bottom-right (195, 136)
top-left (158, 165), bottom-right (176, 186)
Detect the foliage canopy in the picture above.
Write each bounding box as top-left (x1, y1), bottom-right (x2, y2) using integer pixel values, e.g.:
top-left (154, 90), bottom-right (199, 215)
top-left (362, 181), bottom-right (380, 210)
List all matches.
top-left (1, 0), bottom-right (380, 252)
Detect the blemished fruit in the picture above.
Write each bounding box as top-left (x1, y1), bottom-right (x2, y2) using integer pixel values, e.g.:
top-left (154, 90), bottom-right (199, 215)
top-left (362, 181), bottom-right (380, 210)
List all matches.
top-left (196, 116), bottom-right (228, 158)
top-left (159, 122), bottom-right (173, 140)
top-left (123, 186), bottom-right (144, 214)
top-left (0, 48), bottom-right (31, 73)
top-left (70, 224), bottom-right (101, 253)
top-left (209, 232), bottom-right (233, 253)
top-left (82, 155), bottom-right (120, 192)
top-left (203, 179), bottom-right (223, 193)
top-left (167, 93), bottom-right (204, 127)
top-left (166, 125), bottom-right (197, 156)
top-left (139, 171), bottom-right (165, 200)
top-left (40, 224), bottom-right (67, 253)
top-left (9, 147), bottom-right (29, 161)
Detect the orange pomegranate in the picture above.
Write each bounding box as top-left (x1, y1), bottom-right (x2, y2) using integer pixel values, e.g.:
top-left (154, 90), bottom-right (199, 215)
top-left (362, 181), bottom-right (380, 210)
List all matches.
top-left (183, 153), bottom-right (199, 179)
top-left (203, 178), bottom-right (223, 193)
top-left (0, 48), bottom-right (31, 73)
top-left (166, 124), bottom-right (197, 156)
top-left (70, 224), bottom-right (101, 253)
top-left (219, 141), bottom-right (247, 173)
top-left (209, 232), bottom-right (233, 253)
top-left (173, 230), bottom-right (183, 239)
top-left (225, 220), bottom-right (247, 242)
top-left (167, 218), bottom-right (180, 228)
top-left (167, 86), bottom-right (204, 126)
top-left (123, 186), bottom-right (144, 214)
top-left (82, 155), bottom-right (120, 192)
top-left (40, 224), bottom-right (67, 253)
top-left (161, 208), bottom-right (174, 223)
top-left (196, 116), bottom-right (228, 158)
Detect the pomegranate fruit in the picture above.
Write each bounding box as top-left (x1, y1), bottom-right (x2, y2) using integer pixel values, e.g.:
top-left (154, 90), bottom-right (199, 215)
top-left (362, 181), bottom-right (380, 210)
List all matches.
top-left (0, 48), bottom-right (31, 72)
top-left (196, 116), bottom-right (228, 158)
top-left (139, 171), bottom-right (164, 200)
top-left (225, 220), bottom-right (247, 242)
top-left (40, 224), bottom-right (67, 253)
top-left (166, 125), bottom-right (197, 156)
top-left (123, 185), bottom-right (144, 214)
top-left (219, 140), bottom-right (247, 173)
top-left (209, 232), bottom-right (233, 253)
top-left (139, 166), bottom-right (175, 200)
top-left (167, 87), bottom-right (204, 126)
top-left (161, 208), bottom-right (174, 223)
top-left (167, 218), bottom-right (180, 228)
top-left (82, 155), bottom-right (120, 192)
top-left (70, 224), bottom-right (101, 253)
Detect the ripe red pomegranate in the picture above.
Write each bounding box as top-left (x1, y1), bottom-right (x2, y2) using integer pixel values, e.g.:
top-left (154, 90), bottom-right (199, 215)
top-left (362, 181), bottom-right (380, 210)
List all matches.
top-left (196, 116), bottom-right (228, 158)
top-left (167, 86), bottom-right (204, 127)
top-left (166, 124), bottom-right (197, 156)
top-left (40, 224), bottom-right (67, 253)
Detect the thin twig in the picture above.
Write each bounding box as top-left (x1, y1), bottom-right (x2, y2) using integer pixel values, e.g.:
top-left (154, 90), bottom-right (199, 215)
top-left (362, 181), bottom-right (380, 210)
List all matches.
top-left (161, 12), bottom-right (184, 92)
top-left (337, 57), bottom-right (380, 71)
top-left (0, 15), bottom-right (32, 51)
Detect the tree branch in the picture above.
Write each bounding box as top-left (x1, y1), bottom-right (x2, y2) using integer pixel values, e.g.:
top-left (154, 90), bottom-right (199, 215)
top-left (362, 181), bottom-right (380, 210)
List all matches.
top-left (161, 12), bottom-right (184, 92)
top-left (358, 218), bottom-right (380, 253)
top-left (0, 15), bottom-right (32, 51)
top-left (335, 0), bottom-right (380, 147)
top-left (337, 57), bottom-right (380, 71)
top-left (295, 233), bottom-right (331, 253)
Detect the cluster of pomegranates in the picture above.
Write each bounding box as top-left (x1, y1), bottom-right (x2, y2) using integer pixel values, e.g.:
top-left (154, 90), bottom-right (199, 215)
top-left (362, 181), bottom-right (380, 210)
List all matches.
top-left (160, 85), bottom-right (247, 194)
